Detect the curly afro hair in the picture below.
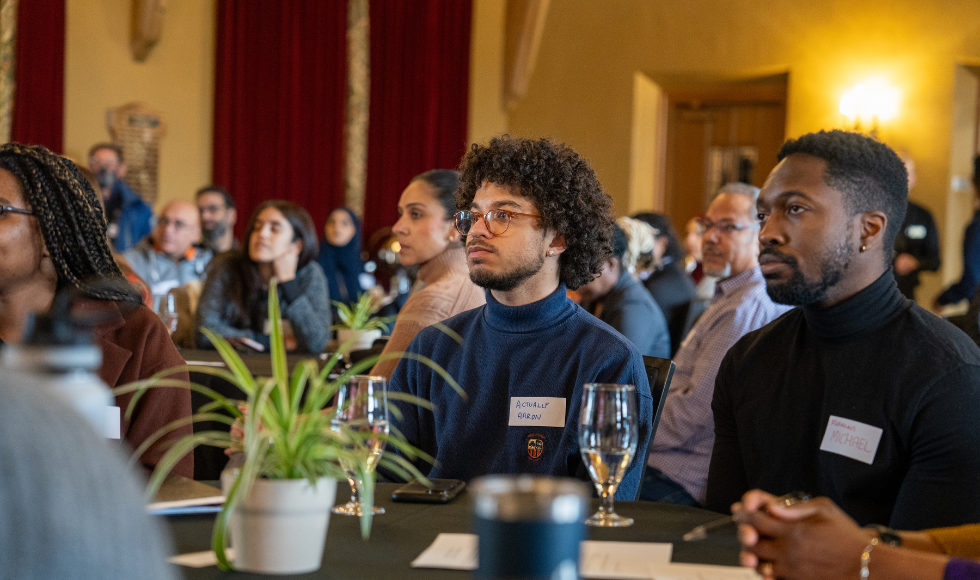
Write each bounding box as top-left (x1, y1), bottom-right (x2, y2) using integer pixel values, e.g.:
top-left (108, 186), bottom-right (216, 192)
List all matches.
top-left (777, 130), bottom-right (908, 253)
top-left (455, 136), bottom-right (614, 290)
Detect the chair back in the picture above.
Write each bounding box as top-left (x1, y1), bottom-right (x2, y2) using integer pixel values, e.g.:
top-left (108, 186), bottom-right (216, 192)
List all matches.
top-left (641, 356), bottom-right (674, 450)
top-left (172, 280), bottom-right (203, 348)
top-left (636, 355), bottom-right (675, 499)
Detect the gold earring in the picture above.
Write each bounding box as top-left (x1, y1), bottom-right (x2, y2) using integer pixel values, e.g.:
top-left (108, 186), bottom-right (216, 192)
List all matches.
top-left (548, 250), bottom-right (554, 256)
top-left (860, 244), bottom-right (867, 252)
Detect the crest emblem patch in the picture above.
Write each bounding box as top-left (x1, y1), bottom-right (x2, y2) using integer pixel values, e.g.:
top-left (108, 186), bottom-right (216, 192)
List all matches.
top-left (526, 433), bottom-right (545, 461)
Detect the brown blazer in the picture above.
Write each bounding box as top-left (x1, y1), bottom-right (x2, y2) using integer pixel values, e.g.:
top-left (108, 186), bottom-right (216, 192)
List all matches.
top-left (95, 301), bottom-right (194, 478)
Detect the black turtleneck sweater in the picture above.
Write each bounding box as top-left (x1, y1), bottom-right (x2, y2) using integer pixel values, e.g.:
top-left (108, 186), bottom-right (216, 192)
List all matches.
top-left (705, 272), bottom-right (980, 529)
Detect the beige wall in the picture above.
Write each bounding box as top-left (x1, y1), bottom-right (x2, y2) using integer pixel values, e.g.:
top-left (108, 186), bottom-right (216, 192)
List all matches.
top-left (468, 0), bottom-right (509, 145)
top-left (501, 0), bottom-right (980, 303)
top-left (64, 0), bottom-right (216, 209)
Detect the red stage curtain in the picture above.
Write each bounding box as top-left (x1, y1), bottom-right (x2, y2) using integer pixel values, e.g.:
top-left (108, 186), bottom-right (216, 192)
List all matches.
top-left (12, 0), bottom-right (65, 152)
top-left (362, 0), bottom-right (472, 239)
top-left (213, 0), bottom-right (347, 240)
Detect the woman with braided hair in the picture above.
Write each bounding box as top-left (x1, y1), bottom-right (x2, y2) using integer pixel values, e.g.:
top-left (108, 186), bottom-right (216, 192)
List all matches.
top-left (0, 143), bottom-right (192, 478)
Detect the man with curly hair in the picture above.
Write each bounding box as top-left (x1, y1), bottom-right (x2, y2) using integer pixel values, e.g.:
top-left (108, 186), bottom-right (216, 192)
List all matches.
top-left (706, 130), bottom-right (980, 530)
top-left (389, 136), bottom-right (653, 499)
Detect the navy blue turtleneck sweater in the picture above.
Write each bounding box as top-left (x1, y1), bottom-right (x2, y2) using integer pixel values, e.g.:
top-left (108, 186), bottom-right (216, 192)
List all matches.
top-left (706, 272), bottom-right (980, 529)
top-left (389, 284), bottom-right (654, 500)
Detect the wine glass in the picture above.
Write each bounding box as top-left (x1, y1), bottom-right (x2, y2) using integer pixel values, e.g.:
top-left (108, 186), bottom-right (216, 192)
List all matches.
top-left (578, 383), bottom-right (639, 527)
top-left (157, 291), bottom-right (179, 335)
top-left (331, 375), bottom-right (389, 516)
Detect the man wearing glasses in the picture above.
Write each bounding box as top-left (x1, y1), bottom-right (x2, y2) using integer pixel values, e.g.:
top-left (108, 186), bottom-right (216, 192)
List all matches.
top-left (388, 136), bottom-right (653, 500)
top-left (123, 200), bottom-right (213, 311)
top-left (641, 183), bottom-right (790, 506)
top-left (196, 185), bottom-right (239, 254)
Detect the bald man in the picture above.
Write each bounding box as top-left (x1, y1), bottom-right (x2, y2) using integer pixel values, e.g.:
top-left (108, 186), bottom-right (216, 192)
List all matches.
top-left (123, 200), bottom-right (214, 310)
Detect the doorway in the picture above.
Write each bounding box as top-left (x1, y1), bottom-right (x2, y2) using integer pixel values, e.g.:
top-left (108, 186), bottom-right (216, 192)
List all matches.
top-left (662, 76), bottom-right (788, 235)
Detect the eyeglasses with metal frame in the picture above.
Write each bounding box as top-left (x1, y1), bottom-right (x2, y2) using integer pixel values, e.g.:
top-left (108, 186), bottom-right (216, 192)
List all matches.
top-left (0, 205), bottom-right (33, 217)
top-left (696, 216), bottom-right (757, 235)
top-left (453, 209), bottom-right (541, 236)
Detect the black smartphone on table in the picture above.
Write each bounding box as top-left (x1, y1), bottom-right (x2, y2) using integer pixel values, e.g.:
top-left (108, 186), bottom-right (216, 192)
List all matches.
top-left (391, 478), bottom-right (466, 504)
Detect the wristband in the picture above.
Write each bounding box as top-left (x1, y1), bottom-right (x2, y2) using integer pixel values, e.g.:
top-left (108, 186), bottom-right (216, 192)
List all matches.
top-left (860, 537), bottom-right (878, 579)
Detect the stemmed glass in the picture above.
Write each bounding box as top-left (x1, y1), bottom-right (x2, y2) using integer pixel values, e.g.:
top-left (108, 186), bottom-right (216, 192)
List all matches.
top-left (331, 375), bottom-right (389, 516)
top-left (578, 383), bottom-right (639, 527)
top-left (157, 291), bottom-right (179, 335)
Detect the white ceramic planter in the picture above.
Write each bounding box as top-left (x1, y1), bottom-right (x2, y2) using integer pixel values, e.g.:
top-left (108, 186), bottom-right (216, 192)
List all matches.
top-left (230, 477), bottom-right (338, 574)
top-left (336, 328), bottom-right (382, 354)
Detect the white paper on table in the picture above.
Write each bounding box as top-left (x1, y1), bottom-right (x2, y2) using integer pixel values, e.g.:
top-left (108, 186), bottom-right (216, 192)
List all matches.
top-left (580, 540), bottom-right (672, 579)
top-left (648, 562), bottom-right (762, 580)
top-left (410, 533), bottom-right (478, 569)
top-left (411, 533), bottom-right (673, 578)
top-left (169, 549), bottom-right (234, 568)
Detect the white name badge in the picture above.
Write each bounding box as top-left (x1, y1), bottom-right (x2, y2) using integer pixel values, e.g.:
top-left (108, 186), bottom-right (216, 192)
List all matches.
top-left (906, 224), bottom-right (927, 240)
top-left (508, 397), bottom-right (566, 427)
top-left (105, 406), bottom-right (121, 439)
top-left (819, 415), bottom-right (882, 465)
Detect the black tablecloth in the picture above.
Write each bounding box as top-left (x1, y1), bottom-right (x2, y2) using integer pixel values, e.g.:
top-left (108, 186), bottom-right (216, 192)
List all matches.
top-left (167, 483), bottom-right (739, 579)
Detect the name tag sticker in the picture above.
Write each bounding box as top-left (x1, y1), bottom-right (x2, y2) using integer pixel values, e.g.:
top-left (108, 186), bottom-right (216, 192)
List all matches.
top-left (819, 415), bottom-right (883, 465)
top-left (105, 406), bottom-right (121, 439)
top-left (906, 224), bottom-right (927, 240)
top-left (508, 397), bottom-right (566, 427)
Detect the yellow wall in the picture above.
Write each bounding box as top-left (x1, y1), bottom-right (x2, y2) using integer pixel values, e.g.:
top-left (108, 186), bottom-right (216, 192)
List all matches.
top-left (468, 0), bottom-right (509, 145)
top-left (64, 0), bottom-right (216, 209)
top-left (505, 0), bottom-right (980, 303)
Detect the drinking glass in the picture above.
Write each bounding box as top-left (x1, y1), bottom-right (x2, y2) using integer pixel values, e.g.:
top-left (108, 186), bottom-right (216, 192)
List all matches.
top-left (578, 383), bottom-right (638, 527)
top-left (331, 375), bottom-right (389, 516)
top-left (157, 291), bottom-right (179, 335)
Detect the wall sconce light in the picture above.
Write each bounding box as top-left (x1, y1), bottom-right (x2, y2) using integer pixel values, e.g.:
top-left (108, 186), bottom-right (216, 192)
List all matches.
top-left (839, 78), bottom-right (900, 136)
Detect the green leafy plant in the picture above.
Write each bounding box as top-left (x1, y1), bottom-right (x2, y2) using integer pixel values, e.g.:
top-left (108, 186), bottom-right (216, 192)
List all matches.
top-left (115, 281), bottom-right (463, 571)
top-left (332, 292), bottom-right (394, 332)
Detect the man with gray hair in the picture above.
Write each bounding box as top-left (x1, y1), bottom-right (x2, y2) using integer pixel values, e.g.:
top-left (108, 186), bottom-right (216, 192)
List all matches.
top-left (641, 182), bottom-right (791, 505)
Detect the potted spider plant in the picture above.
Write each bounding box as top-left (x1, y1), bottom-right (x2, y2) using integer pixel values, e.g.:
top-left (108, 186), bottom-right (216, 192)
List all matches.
top-left (117, 281), bottom-right (461, 574)
top-left (333, 292), bottom-right (393, 355)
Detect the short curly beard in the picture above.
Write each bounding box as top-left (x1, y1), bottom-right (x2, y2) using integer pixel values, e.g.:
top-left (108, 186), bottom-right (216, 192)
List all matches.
top-left (469, 251), bottom-right (546, 292)
top-left (763, 238), bottom-right (853, 306)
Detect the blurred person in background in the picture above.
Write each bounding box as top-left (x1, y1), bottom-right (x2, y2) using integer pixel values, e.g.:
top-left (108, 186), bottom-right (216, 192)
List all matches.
top-left (370, 170), bottom-right (485, 378)
top-left (87, 143), bottom-right (152, 252)
top-left (578, 224), bottom-right (670, 358)
top-left (196, 185), bottom-right (239, 254)
top-left (633, 212), bottom-right (697, 355)
top-left (76, 164), bottom-right (152, 304)
top-left (616, 216), bottom-right (657, 278)
top-left (0, 143), bottom-right (192, 477)
top-left (123, 200), bottom-right (213, 311)
top-left (893, 153), bottom-right (940, 300)
top-left (684, 216), bottom-right (705, 281)
top-left (316, 207), bottom-right (366, 309)
top-left (936, 155), bottom-right (980, 309)
top-left (685, 216), bottom-right (717, 301)
top-left (642, 183), bottom-right (789, 505)
top-left (196, 200), bottom-right (331, 353)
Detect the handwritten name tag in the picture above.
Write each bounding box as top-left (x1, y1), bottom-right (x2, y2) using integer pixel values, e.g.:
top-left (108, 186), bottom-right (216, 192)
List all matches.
top-left (819, 415), bottom-right (882, 465)
top-left (508, 397), bottom-right (566, 427)
top-left (105, 406), bottom-right (121, 439)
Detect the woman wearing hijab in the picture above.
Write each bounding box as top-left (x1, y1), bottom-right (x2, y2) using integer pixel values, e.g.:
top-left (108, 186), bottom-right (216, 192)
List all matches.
top-left (316, 207), bottom-right (365, 307)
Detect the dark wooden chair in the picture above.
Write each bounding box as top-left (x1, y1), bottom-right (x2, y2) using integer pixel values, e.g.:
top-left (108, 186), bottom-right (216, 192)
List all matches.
top-left (635, 355), bottom-right (675, 499)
